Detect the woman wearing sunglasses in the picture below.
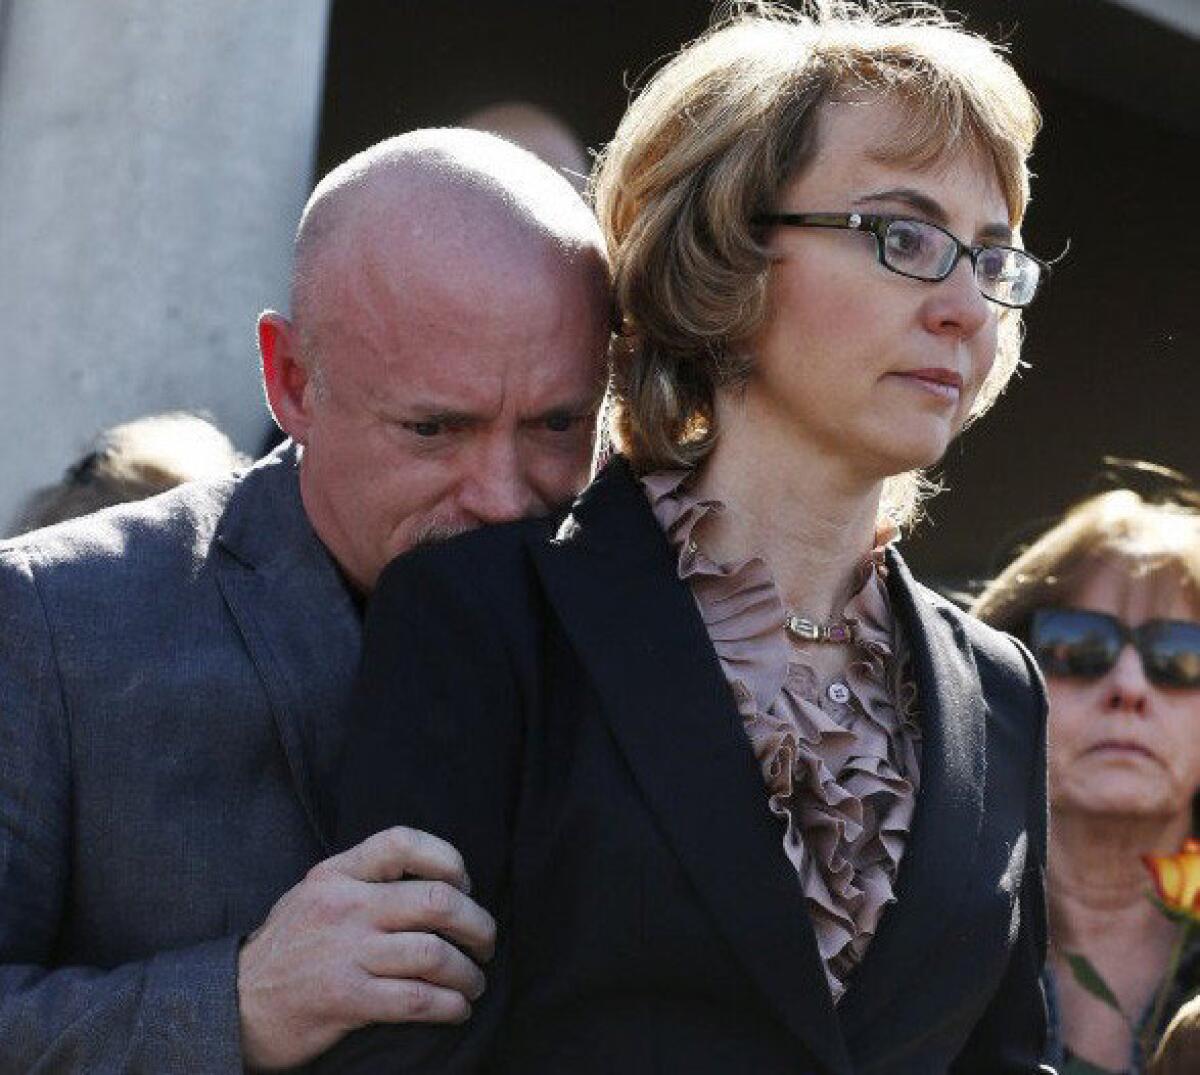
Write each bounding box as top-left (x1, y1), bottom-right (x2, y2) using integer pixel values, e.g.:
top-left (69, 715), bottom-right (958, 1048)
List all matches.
top-left (322, 5), bottom-right (1052, 1073)
top-left (974, 480), bottom-right (1200, 1074)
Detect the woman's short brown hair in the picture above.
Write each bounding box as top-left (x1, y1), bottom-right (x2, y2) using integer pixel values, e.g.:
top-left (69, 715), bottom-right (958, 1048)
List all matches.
top-left (971, 478), bottom-right (1200, 636)
top-left (592, 1), bottom-right (1040, 528)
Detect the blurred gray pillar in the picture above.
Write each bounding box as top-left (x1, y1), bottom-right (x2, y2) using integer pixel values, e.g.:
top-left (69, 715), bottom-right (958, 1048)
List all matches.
top-left (1108, 0), bottom-right (1200, 36)
top-left (0, 0), bottom-right (329, 527)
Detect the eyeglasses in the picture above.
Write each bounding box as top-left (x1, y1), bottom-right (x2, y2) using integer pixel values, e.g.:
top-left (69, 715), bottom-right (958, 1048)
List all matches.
top-left (751, 212), bottom-right (1048, 309)
top-left (1029, 607), bottom-right (1200, 689)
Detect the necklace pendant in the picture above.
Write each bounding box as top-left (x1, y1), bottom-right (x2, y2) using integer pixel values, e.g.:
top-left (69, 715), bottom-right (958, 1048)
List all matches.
top-left (826, 622), bottom-right (852, 643)
top-left (784, 614), bottom-right (858, 644)
top-left (785, 615), bottom-right (822, 641)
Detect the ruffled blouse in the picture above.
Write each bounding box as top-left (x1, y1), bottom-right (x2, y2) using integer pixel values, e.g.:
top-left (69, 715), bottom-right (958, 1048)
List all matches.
top-left (642, 470), bottom-right (922, 1003)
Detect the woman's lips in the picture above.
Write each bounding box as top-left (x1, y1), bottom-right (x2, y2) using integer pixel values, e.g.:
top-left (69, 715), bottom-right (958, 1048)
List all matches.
top-left (1086, 739), bottom-right (1158, 761)
top-left (890, 368), bottom-right (963, 402)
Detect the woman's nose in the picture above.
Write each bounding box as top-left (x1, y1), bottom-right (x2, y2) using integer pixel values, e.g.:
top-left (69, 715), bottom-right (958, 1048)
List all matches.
top-left (921, 258), bottom-right (992, 340)
top-left (1105, 644), bottom-right (1151, 715)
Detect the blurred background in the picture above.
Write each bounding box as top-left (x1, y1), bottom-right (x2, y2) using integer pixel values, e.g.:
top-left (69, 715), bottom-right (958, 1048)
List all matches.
top-left (1, 0), bottom-right (1196, 582)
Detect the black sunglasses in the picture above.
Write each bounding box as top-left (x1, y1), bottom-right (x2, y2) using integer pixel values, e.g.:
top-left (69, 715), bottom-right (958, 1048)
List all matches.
top-left (1029, 607), bottom-right (1200, 689)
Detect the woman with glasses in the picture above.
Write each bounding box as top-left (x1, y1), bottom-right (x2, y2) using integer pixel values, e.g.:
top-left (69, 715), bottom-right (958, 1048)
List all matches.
top-left (323, 5), bottom-right (1052, 1072)
top-left (974, 477), bottom-right (1200, 1074)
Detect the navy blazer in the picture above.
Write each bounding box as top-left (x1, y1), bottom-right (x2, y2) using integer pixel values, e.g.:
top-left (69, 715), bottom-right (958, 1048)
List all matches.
top-left (325, 458), bottom-right (1051, 1074)
top-left (0, 443), bottom-right (361, 1072)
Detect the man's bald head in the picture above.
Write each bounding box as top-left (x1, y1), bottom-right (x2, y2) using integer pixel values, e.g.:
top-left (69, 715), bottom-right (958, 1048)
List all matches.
top-left (290, 128), bottom-right (607, 383)
top-left (460, 102), bottom-right (590, 192)
top-left (258, 128), bottom-right (612, 591)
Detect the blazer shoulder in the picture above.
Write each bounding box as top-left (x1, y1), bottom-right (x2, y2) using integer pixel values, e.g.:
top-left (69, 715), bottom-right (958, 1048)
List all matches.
top-left (915, 579), bottom-right (1046, 717)
top-left (372, 514), bottom-right (554, 625)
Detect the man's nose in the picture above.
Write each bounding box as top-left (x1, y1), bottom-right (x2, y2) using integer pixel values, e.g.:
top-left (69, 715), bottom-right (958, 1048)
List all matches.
top-left (1106, 644), bottom-right (1151, 716)
top-left (459, 437), bottom-right (536, 525)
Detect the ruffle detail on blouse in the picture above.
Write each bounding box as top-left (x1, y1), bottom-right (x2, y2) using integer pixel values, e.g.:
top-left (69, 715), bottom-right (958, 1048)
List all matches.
top-left (642, 469), bottom-right (922, 1003)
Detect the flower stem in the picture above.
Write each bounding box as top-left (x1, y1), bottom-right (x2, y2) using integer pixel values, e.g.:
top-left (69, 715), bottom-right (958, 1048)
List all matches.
top-left (1141, 921), bottom-right (1194, 1063)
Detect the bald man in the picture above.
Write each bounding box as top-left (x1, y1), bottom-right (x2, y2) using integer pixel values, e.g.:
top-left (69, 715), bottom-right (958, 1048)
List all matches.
top-left (0, 130), bottom-right (611, 1072)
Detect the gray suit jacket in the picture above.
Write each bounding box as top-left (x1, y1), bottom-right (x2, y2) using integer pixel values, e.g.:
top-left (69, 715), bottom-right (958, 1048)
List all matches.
top-left (0, 442), bottom-right (362, 1073)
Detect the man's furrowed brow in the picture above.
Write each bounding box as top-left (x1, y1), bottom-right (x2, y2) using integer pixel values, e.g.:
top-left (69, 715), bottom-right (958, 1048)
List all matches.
top-left (401, 406), bottom-right (481, 425)
top-left (533, 389), bottom-right (606, 421)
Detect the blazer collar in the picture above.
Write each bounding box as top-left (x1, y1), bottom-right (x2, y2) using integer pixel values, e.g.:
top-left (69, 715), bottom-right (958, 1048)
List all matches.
top-left (837, 547), bottom-right (987, 1040)
top-left (214, 442), bottom-right (362, 851)
top-left (215, 441), bottom-right (319, 572)
top-left (552, 454), bottom-right (667, 563)
top-left (532, 458), bottom-right (854, 1075)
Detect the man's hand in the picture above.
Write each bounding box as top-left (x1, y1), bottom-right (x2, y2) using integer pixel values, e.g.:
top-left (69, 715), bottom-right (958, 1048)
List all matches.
top-left (237, 827), bottom-right (496, 1071)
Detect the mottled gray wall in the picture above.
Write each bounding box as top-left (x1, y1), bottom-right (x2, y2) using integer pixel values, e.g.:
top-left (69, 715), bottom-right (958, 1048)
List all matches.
top-left (0, 0), bottom-right (329, 528)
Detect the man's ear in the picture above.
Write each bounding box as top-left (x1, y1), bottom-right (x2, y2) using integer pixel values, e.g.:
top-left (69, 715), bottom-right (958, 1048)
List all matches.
top-left (259, 311), bottom-right (315, 445)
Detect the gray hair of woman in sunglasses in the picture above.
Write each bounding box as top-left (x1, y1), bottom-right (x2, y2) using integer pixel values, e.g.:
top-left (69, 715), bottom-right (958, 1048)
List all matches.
top-left (591, 0), bottom-right (1040, 530)
top-left (971, 479), bottom-right (1200, 635)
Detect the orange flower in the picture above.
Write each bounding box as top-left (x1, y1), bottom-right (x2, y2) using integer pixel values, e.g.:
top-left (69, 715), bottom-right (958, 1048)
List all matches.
top-left (1143, 838), bottom-right (1200, 921)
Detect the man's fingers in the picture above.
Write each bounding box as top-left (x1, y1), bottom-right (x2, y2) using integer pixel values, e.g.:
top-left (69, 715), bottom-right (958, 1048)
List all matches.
top-left (371, 879), bottom-right (497, 963)
top-left (358, 975), bottom-right (473, 1027)
top-left (360, 931), bottom-right (486, 1001)
top-left (322, 827), bottom-right (470, 890)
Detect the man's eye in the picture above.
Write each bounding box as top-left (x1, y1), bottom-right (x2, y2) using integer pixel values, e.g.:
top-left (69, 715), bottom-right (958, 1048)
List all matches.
top-left (542, 413), bottom-right (576, 433)
top-left (402, 420), bottom-right (443, 438)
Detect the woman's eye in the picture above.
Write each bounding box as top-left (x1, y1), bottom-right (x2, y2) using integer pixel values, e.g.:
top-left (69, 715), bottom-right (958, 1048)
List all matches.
top-left (976, 247), bottom-right (1011, 282)
top-left (885, 222), bottom-right (927, 261)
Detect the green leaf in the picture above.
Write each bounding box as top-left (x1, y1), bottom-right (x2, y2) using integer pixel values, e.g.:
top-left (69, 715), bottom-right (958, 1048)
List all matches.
top-left (1061, 1057), bottom-right (1119, 1075)
top-left (1063, 951), bottom-right (1125, 1015)
top-left (1146, 891), bottom-right (1197, 925)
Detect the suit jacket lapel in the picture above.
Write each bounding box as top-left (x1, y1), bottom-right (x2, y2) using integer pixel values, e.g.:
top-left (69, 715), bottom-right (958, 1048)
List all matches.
top-left (531, 460), bottom-right (853, 1075)
top-left (214, 443), bottom-right (362, 852)
top-left (838, 548), bottom-right (987, 1038)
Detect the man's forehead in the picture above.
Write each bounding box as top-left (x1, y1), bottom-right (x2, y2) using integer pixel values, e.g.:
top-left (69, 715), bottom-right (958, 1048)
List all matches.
top-left (326, 215), bottom-right (597, 312)
top-left (368, 348), bottom-right (605, 419)
top-left (329, 295), bottom-right (606, 409)
top-left (304, 202), bottom-right (609, 416)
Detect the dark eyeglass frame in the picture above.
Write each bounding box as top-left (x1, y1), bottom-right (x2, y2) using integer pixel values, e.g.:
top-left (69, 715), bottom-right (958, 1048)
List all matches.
top-left (751, 211), bottom-right (1049, 309)
top-left (1029, 607), bottom-right (1200, 689)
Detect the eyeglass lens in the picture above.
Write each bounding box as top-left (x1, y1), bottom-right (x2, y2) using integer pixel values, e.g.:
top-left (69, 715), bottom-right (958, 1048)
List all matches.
top-left (882, 220), bottom-right (1040, 307)
top-left (1030, 608), bottom-right (1200, 689)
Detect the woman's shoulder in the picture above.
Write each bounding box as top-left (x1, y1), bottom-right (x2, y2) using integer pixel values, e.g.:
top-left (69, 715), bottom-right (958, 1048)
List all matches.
top-left (370, 513), bottom-right (560, 629)
top-left (388, 512), bottom-right (555, 576)
top-left (896, 558), bottom-right (1046, 710)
